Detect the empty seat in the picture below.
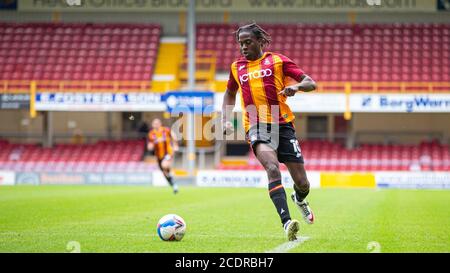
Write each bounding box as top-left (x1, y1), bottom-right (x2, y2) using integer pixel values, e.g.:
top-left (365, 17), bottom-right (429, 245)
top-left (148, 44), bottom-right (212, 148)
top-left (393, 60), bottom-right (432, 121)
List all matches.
top-left (0, 22), bottom-right (161, 81)
top-left (197, 23), bottom-right (449, 82)
top-left (218, 140), bottom-right (450, 172)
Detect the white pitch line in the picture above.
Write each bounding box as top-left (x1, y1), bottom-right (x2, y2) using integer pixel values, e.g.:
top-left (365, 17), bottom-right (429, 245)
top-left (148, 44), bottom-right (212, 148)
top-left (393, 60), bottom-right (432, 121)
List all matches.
top-left (265, 236), bottom-right (310, 253)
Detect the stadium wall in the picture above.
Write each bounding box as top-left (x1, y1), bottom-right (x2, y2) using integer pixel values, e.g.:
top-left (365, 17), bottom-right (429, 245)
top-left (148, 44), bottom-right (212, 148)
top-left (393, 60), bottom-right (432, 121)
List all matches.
top-left (0, 110), bottom-right (44, 142)
top-left (0, 110), bottom-right (123, 143)
top-left (2, 169), bottom-right (449, 189)
top-left (52, 112), bottom-right (123, 142)
top-left (3, 110), bottom-right (447, 145)
top-left (1, 11), bottom-right (449, 35)
top-left (352, 113), bottom-right (450, 144)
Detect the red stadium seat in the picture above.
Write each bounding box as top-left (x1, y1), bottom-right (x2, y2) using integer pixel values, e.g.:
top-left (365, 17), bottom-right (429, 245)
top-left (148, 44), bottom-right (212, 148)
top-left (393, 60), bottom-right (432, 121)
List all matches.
top-left (0, 23), bottom-right (161, 81)
top-left (217, 140), bottom-right (449, 172)
top-left (196, 23), bottom-right (449, 82)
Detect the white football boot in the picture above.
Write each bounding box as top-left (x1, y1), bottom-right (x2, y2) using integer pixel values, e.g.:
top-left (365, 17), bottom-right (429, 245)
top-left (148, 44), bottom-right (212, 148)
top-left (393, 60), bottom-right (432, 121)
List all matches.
top-left (291, 192), bottom-right (315, 224)
top-left (172, 184), bottom-right (179, 194)
top-left (283, 219), bottom-right (300, 241)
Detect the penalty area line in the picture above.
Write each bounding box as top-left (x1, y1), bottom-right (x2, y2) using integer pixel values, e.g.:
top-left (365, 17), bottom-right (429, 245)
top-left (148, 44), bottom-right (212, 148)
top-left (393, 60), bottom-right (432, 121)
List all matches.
top-left (265, 236), bottom-right (310, 253)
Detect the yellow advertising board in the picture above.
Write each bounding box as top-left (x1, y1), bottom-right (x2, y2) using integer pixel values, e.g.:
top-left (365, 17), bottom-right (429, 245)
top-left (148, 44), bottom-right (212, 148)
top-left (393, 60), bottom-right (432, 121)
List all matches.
top-left (321, 172), bottom-right (376, 188)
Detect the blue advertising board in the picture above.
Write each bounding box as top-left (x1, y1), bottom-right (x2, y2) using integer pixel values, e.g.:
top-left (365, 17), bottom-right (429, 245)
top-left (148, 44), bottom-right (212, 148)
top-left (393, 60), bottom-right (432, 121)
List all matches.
top-left (161, 91), bottom-right (214, 114)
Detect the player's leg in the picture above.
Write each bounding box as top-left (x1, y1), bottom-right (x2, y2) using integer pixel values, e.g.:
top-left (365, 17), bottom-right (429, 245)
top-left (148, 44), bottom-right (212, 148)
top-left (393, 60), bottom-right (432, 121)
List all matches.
top-left (277, 123), bottom-right (314, 224)
top-left (160, 155), bottom-right (178, 194)
top-left (285, 162), bottom-right (314, 224)
top-left (254, 143), bottom-right (299, 240)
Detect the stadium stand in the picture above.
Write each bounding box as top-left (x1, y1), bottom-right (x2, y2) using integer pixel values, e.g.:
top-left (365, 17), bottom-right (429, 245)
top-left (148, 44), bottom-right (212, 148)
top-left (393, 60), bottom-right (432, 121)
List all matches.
top-left (0, 22), bottom-right (161, 91)
top-left (0, 22), bottom-right (448, 174)
top-left (0, 139), bottom-right (154, 172)
top-left (218, 140), bottom-right (450, 172)
top-left (197, 23), bottom-right (450, 82)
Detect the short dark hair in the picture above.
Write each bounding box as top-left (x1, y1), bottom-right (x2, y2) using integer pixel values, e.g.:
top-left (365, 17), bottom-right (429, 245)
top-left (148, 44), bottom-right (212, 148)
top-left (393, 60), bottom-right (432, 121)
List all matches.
top-left (234, 23), bottom-right (271, 47)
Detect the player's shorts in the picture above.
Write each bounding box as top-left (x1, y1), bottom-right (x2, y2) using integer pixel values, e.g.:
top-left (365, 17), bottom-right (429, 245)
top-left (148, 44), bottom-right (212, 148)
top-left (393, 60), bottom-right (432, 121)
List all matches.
top-left (246, 122), bottom-right (304, 164)
top-left (157, 154), bottom-right (173, 167)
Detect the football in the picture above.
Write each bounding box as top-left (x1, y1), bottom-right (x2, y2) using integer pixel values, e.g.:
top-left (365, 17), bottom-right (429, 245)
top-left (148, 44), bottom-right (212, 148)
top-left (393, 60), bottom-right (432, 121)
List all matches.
top-left (157, 214), bottom-right (186, 241)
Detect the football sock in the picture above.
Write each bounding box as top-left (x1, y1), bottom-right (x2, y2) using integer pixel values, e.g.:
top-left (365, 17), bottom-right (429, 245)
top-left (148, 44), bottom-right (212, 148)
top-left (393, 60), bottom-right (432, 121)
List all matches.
top-left (294, 184), bottom-right (310, 202)
top-left (165, 174), bottom-right (174, 187)
top-left (268, 180), bottom-right (291, 226)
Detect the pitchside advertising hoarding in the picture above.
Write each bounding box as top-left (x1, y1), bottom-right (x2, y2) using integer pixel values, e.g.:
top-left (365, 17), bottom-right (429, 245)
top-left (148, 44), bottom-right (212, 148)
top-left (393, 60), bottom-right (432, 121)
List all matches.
top-left (0, 171), bottom-right (15, 185)
top-left (4, 170), bottom-right (450, 188)
top-left (350, 94), bottom-right (450, 113)
top-left (34, 92), bottom-right (450, 113)
top-left (12, 172), bottom-right (154, 185)
top-left (161, 91), bottom-right (214, 114)
top-left (17, 0), bottom-right (436, 12)
top-left (197, 170), bottom-right (450, 189)
top-left (35, 92), bottom-right (165, 111)
top-left (213, 93), bottom-right (450, 113)
top-left (197, 170), bottom-right (322, 189)
top-left (0, 93), bottom-right (30, 109)
top-left (34, 91), bottom-right (214, 112)
top-left (375, 172), bottom-right (450, 189)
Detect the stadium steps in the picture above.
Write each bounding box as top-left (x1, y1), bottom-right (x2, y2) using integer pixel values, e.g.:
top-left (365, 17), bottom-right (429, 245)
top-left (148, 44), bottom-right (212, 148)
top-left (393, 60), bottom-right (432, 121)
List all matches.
top-left (178, 50), bottom-right (217, 89)
top-left (151, 37), bottom-right (185, 92)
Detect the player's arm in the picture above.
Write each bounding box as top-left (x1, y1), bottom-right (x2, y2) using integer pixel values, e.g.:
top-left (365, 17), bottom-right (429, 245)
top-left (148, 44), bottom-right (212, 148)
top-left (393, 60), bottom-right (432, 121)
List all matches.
top-left (277, 55), bottom-right (317, 96)
top-left (222, 88), bottom-right (237, 135)
top-left (147, 134), bottom-right (155, 151)
top-left (170, 130), bottom-right (179, 152)
top-left (222, 63), bottom-right (239, 135)
top-left (279, 74), bottom-right (316, 97)
top-left (147, 141), bottom-right (154, 151)
top-left (296, 74), bottom-right (316, 92)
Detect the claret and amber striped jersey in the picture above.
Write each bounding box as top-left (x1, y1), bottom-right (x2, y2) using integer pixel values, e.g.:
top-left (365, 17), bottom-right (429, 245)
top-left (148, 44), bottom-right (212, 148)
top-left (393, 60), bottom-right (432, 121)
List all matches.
top-left (227, 52), bottom-right (305, 132)
top-left (148, 127), bottom-right (173, 160)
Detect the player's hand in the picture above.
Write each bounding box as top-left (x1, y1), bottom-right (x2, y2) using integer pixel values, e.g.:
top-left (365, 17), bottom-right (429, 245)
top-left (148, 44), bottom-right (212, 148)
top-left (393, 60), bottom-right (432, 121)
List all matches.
top-left (279, 86), bottom-right (298, 97)
top-left (223, 120), bottom-right (234, 136)
top-left (173, 145), bottom-right (179, 152)
top-left (147, 143), bottom-right (154, 151)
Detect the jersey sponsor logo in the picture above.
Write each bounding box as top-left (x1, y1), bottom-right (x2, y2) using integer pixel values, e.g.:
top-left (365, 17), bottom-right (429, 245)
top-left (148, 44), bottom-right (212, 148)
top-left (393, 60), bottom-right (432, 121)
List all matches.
top-left (239, 68), bottom-right (273, 83)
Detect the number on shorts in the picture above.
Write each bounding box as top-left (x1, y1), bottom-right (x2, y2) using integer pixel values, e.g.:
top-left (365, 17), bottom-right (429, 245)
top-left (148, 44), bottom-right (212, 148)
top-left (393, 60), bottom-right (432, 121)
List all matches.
top-left (290, 139), bottom-right (302, 157)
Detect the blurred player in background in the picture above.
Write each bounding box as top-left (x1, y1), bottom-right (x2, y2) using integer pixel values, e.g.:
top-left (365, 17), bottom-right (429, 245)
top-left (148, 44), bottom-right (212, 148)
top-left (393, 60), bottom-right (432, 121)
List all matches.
top-left (222, 23), bottom-right (316, 241)
top-left (148, 118), bottom-right (179, 194)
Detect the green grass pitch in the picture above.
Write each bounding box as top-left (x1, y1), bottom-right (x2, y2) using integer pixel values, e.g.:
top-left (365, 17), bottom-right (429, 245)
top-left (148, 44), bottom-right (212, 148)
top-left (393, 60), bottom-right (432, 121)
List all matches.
top-left (0, 185), bottom-right (449, 253)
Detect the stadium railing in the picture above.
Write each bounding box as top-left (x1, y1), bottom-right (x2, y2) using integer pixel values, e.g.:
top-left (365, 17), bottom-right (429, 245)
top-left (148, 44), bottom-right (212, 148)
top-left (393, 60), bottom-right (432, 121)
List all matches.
top-left (0, 80), bottom-right (152, 93)
top-left (2, 80), bottom-right (449, 94)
